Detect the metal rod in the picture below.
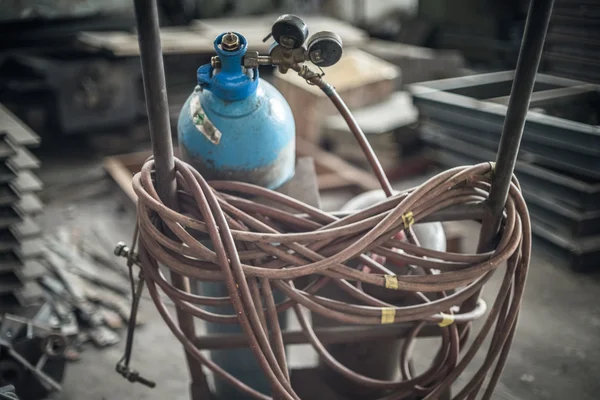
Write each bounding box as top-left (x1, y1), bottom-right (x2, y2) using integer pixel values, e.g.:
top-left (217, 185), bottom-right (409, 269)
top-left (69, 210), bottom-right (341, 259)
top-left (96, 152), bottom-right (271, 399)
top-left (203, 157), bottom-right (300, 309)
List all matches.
top-left (133, 0), bottom-right (177, 209)
top-left (477, 0), bottom-right (555, 252)
top-left (132, 0), bottom-right (210, 397)
top-left (194, 324), bottom-right (441, 350)
top-left (460, 0), bottom-right (554, 320)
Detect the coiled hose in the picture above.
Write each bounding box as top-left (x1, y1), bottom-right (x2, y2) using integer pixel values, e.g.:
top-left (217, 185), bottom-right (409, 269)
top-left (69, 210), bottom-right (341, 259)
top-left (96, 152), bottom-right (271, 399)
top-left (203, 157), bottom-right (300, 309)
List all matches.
top-left (0, 391), bottom-right (19, 400)
top-left (132, 78), bottom-right (531, 400)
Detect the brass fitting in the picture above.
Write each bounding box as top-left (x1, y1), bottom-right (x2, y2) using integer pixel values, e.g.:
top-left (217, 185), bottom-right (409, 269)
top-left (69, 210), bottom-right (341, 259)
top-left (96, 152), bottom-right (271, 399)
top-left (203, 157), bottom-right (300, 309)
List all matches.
top-left (221, 32), bottom-right (240, 51)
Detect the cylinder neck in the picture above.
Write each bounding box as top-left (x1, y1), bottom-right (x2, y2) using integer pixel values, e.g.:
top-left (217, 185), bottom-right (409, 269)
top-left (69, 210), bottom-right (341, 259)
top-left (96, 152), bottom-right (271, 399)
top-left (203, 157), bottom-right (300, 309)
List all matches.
top-left (197, 32), bottom-right (259, 102)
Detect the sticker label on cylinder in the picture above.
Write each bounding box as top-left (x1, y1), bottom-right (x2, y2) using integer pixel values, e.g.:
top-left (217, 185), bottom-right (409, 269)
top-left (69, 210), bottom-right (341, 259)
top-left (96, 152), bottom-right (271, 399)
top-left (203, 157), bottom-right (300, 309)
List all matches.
top-left (190, 94), bottom-right (222, 145)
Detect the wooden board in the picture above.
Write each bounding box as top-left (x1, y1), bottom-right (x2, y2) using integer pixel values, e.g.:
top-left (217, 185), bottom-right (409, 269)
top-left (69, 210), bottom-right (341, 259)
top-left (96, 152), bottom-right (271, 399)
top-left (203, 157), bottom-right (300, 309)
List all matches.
top-left (274, 49), bottom-right (399, 143)
top-left (295, 139), bottom-right (381, 192)
top-left (191, 15), bottom-right (369, 53)
top-left (360, 40), bottom-right (466, 85)
top-left (104, 139), bottom-right (380, 204)
top-left (323, 91), bottom-right (419, 170)
top-left (102, 151), bottom-right (149, 204)
top-left (77, 16), bottom-right (368, 57)
top-left (77, 28), bottom-right (214, 57)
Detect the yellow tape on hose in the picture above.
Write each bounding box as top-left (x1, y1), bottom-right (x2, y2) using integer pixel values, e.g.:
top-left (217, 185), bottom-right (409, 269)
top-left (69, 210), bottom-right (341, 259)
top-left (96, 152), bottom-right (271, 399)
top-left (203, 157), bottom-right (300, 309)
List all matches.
top-left (381, 308), bottom-right (396, 324)
top-left (484, 161), bottom-right (496, 179)
top-left (438, 313), bottom-right (455, 327)
top-left (402, 211), bottom-right (415, 228)
top-left (384, 275), bottom-right (399, 290)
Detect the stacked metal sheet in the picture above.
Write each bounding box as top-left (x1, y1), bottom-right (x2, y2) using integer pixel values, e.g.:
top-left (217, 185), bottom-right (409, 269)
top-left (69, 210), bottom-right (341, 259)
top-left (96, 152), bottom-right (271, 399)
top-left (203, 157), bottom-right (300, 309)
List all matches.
top-left (0, 104), bottom-right (45, 310)
top-left (410, 71), bottom-right (600, 272)
top-left (543, 0), bottom-right (600, 83)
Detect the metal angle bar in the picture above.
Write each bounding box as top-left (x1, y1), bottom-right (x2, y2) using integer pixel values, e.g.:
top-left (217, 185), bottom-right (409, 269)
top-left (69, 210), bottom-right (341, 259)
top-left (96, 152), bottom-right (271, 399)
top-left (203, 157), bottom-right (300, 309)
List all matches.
top-left (410, 72), bottom-right (599, 155)
top-left (7, 348), bottom-right (62, 392)
top-left (526, 200), bottom-right (600, 238)
top-left (0, 164), bottom-right (16, 183)
top-left (0, 135), bottom-right (16, 160)
top-left (420, 115), bottom-right (600, 180)
top-left (412, 99), bottom-right (599, 157)
top-left (410, 71), bottom-right (586, 95)
top-left (486, 84), bottom-right (595, 105)
top-left (0, 105), bottom-right (40, 147)
top-left (422, 129), bottom-right (600, 213)
top-left (11, 171), bottom-right (43, 195)
top-left (429, 138), bottom-right (600, 238)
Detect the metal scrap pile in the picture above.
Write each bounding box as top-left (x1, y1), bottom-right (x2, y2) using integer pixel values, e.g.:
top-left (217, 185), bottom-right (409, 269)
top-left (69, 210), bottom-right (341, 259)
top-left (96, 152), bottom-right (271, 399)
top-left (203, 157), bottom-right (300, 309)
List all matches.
top-left (39, 226), bottom-right (141, 355)
top-left (0, 224), bottom-right (141, 399)
top-left (0, 105), bottom-right (45, 313)
top-left (0, 310), bottom-right (67, 400)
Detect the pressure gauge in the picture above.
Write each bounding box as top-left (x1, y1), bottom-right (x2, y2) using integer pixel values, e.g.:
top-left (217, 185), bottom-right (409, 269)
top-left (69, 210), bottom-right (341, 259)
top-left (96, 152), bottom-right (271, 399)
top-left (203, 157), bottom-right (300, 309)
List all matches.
top-left (271, 14), bottom-right (309, 49)
top-left (307, 31), bottom-right (343, 67)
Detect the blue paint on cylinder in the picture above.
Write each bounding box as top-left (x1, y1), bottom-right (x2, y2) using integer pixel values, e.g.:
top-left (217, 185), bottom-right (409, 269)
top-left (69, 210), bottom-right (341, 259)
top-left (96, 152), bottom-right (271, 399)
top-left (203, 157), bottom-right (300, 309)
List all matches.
top-left (199, 282), bottom-right (288, 400)
top-left (177, 32), bottom-right (295, 399)
top-left (178, 32), bottom-right (295, 189)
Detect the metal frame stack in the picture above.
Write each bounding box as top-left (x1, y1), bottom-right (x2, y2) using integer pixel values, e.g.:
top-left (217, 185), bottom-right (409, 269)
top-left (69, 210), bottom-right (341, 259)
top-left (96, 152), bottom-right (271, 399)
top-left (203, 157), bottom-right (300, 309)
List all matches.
top-left (543, 0), bottom-right (600, 83)
top-left (0, 105), bottom-right (45, 310)
top-left (410, 71), bottom-right (600, 272)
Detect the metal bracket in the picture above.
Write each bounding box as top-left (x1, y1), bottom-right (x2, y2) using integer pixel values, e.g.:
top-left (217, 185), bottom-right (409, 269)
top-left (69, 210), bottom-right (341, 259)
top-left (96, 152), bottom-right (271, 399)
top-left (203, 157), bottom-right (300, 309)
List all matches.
top-left (0, 314), bottom-right (67, 393)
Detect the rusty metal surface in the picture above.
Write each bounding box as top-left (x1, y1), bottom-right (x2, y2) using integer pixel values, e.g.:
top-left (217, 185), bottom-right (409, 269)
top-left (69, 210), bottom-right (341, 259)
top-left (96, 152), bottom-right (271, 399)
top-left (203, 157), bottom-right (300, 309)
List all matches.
top-left (8, 147), bottom-right (40, 172)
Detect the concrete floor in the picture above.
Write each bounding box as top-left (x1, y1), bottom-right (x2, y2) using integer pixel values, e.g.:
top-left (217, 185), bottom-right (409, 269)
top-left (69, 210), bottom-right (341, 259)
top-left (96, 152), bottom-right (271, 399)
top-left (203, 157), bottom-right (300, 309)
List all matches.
top-left (36, 148), bottom-right (600, 400)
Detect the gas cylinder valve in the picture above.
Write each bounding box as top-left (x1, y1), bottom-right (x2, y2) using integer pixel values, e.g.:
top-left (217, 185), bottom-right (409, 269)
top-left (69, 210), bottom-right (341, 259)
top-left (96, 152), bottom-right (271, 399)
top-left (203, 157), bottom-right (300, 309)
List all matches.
top-left (211, 15), bottom-right (343, 75)
top-left (270, 14), bottom-right (309, 49)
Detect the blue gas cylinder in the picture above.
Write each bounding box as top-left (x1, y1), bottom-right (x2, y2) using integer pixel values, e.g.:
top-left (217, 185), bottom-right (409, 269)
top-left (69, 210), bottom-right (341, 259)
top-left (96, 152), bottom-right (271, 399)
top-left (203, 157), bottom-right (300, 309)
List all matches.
top-left (178, 32), bottom-right (295, 189)
top-left (177, 32), bottom-right (294, 399)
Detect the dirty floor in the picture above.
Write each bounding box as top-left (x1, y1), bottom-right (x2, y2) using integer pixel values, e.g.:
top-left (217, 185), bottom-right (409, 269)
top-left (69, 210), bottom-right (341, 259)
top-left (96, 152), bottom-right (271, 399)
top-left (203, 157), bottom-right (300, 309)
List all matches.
top-left (36, 145), bottom-right (600, 400)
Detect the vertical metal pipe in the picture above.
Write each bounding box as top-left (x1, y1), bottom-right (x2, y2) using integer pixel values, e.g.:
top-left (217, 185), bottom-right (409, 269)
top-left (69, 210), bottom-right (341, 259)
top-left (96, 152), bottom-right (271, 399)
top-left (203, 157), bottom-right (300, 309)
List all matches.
top-left (133, 0), bottom-right (177, 208)
top-left (460, 0), bottom-right (554, 323)
top-left (132, 1), bottom-right (210, 398)
top-left (477, 0), bottom-right (554, 251)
